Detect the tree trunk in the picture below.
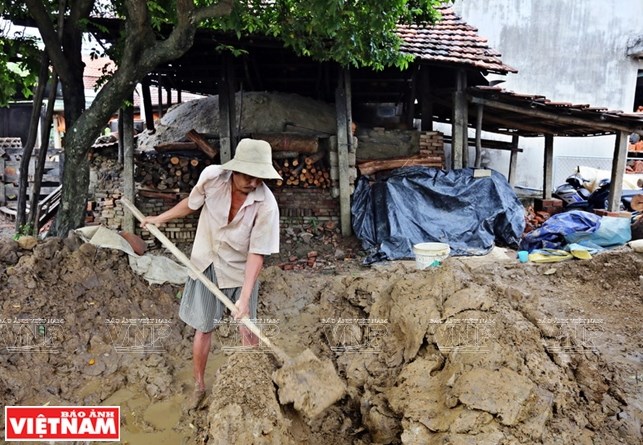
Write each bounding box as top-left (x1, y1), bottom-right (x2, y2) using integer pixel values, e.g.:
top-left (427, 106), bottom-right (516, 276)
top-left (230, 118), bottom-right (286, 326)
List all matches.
top-left (27, 0), bottom-right (235, 236)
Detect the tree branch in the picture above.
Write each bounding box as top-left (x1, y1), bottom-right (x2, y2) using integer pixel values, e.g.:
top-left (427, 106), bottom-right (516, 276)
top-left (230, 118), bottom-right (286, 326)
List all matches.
top-left (68, 0), bottom-right (94, 29)
top-left (24, 0), bottom-right (73, 84)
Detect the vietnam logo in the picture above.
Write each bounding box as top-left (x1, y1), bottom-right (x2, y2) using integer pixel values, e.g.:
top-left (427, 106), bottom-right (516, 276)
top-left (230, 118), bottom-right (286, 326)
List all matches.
top-left (4, 406), bottom-right (120, 441)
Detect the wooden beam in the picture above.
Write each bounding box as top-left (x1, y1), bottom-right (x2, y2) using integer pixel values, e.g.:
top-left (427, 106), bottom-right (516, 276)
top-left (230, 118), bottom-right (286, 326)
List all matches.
top-left (141, 78), bottom-right (155, 132)
top-left (186, 129), bottom-right (217, 159)
top-left (117, 108), bottom-right (124, 164)
top-left (475, 104), bottom-right (483, 168)
top-left (508, 134), bottom-right (519, 186)
top-left (481, 113), bottom-right (554, 135)
top-left (122, 101), bottom-right (135, 233)
top-left (543, 135), bottom-right (554, 199)
top-left (0, 157), bottom-right (4, 205)
top-left (404, 68), bottom-right (417, 129)
top-left (157, 73), bottom-right (163, 118)
top-left (470, 96), bottom-right (637, 134)
top-left (420, 66), bottom-right (433, 131)
top-left (451, 70), bottom-right (467, 169)
top-left (607, 131), bottom-right (628, 211)
top-left (218, 53), bottom-right (235, 163)
top-left (335, 68), bottom-right (352, 236)
top-left (443, 136), bottom-right (524, 152)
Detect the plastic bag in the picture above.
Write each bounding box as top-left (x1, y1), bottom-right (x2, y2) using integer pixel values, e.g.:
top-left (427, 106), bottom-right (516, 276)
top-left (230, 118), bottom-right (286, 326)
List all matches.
top-left (520, 210), bottom-right (601, 252)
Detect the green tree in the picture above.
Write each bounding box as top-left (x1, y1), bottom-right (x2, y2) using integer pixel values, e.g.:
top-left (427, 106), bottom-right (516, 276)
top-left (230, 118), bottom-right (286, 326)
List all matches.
top-left (1, 0), bottom-right (445, 236)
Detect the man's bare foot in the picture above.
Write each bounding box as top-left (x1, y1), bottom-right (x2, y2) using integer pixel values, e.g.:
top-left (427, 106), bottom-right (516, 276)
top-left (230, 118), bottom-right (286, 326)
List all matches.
top-left (185, 387), bottom-right (206, 413)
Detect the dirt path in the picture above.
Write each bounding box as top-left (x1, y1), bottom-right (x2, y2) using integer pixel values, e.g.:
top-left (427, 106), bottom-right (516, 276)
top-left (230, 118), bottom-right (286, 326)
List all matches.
top-left (0, 234), bottom-right (641, 444)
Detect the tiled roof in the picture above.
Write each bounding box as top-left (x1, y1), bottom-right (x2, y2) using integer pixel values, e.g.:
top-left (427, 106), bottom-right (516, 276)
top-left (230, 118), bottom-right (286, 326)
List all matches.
top-left (82, 55), bottom-right (206, 106)
top-left (468, 86), bottom-right (643, 137)
top-left (83, 56), bottom-right (115, 90)
top-left (397, 6), bottom-right (516, 74)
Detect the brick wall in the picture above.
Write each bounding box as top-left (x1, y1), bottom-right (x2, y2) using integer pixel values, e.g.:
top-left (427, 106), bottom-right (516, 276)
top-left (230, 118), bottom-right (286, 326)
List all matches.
top-left (272, 187), bottom-right (339, 223)
top-left (136, 196), bottom-right (199, 248)
top-left (88, 152), bottom-right (340, 246)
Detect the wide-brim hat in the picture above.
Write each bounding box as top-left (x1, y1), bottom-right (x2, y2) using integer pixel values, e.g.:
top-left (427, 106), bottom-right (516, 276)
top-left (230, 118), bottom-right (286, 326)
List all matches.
top-left (221, 138), bottom-right (282, 180)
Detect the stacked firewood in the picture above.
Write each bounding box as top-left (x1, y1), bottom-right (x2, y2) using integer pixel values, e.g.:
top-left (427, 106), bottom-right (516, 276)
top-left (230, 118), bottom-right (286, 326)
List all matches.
top-left (250, 133), bottom-right (332, 189)
top-left (135, 152), bottom-right (211, 192)
top-left (273, 152), bottom-right (331, 189)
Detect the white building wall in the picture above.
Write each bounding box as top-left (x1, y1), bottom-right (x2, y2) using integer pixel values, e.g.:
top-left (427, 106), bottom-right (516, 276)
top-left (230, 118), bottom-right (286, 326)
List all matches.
top-left (452, 0), bottom-right (643, 189)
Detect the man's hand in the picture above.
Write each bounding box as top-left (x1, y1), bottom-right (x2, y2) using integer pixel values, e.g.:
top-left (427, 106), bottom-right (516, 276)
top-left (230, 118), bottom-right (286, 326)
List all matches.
top-left (140, 215), bottom-right (164, 229)
top-left (233, 298), bottom-right (251, 320)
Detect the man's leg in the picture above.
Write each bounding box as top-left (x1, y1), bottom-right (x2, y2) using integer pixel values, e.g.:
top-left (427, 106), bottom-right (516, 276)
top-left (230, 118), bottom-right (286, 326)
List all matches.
top-left (193, 330), bottom-right (212, 391)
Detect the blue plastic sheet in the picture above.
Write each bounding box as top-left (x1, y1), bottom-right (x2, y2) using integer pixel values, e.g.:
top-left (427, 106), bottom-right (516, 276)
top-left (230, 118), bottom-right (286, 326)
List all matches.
top-left (566, 216), bottom-right (632, 249)
top-left (520, 210), bottom-right (602, 252)
top-left (351, 167), bottom-right (526, 263)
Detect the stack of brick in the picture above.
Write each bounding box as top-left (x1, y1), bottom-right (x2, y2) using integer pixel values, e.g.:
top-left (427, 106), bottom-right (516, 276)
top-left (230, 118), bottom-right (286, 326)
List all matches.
top-left (419, 131), bottom-right (445, 167)
top-left (92, 192), bottom-right (126, 227)
top-left (272, 187), bottom-right (340, 222)
top-left (137, 197), bottom-right (199, 248)
top-left (87, 156), bottom-right (124, 226)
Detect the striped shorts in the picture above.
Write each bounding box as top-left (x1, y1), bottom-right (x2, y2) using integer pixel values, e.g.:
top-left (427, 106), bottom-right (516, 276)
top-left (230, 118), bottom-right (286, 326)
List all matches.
top-left (178, 264), bottom-right (259, 333)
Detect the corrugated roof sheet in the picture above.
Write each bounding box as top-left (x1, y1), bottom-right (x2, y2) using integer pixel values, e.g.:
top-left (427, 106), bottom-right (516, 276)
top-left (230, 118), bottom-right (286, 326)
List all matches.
top-left (397, 6), bottom-right (516, 74)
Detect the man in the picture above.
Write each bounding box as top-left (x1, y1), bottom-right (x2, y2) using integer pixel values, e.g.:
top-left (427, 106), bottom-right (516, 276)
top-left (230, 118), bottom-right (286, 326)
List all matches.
top-left (141, 138), bottom-right (281, 409)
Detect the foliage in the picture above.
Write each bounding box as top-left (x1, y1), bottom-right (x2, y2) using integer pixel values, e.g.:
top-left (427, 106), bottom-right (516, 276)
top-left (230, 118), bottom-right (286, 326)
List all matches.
top-left (0, 0), bottom-right (448, 235)
top-left (214, 0), bottom-right (448, 70)
top-left (12, 222), bottom-right (34, 240)
top-left (0, 34), bottom-right (40, 106)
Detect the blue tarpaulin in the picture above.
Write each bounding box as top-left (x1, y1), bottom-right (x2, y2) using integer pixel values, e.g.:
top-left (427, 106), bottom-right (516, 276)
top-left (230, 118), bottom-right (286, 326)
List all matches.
top-left (520, 210), bottom-right (601, 252)
top-left (351, 167), bottom-right (526, 263)
top-left (520, 210), bottom-right (631, 252)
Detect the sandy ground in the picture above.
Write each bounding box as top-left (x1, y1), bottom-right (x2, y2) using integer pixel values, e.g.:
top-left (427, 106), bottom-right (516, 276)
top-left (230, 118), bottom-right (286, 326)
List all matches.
top-left (0, 228), bottom-right (641, 444)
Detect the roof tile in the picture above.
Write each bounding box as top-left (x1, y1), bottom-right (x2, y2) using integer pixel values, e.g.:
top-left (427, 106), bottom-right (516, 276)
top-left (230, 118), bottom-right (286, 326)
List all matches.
top-left (397, 6), bottom-right (516, 74)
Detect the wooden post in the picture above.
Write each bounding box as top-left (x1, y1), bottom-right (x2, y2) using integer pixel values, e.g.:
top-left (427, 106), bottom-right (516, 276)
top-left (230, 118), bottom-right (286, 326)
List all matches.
top-left (452, 69), bottom-right (467, 169)
top-left (543, 134), bottom-right (554, 199)
top-left (404, 67), bottom-right (417, 129)
top-left (122, 100), bottom-right (135, 233)
top-left (420, 66), bottom-right (433, 131)
top-left (508, 134), bottom-right (519, 185)
top-left (474, 104), bottom-right (483, 168)
top-left (608, 131), bottom-right (628, 212)
top-left (141, 78), bottom-right (155, 132)
top-left (335, 68), bottom-right (352, 236)
top-left (0, 156), bottom-right (5, 206)
top-left (218, 53), bottom-right (236, 163)
top-left (117, 108), bottom-right (124, 164)
top-left (157, 73), bottom-right (163, 118)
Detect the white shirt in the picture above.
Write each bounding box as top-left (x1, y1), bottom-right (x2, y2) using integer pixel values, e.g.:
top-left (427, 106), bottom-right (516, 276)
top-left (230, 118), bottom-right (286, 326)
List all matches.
top-left (187, 166), bottom-right (280, 288)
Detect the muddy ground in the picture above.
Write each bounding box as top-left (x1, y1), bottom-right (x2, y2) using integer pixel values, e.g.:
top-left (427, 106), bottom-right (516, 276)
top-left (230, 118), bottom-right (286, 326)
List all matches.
top-left (0, 227), bottom-right (641, 444)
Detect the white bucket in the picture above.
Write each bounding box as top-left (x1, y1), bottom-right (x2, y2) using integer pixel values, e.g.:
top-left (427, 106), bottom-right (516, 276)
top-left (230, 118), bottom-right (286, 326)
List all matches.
top-left (413, 242), bottom-right (450, 270)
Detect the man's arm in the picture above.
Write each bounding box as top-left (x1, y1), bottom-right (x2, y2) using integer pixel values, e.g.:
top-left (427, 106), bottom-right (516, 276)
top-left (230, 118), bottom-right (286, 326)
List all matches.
top-left (140, 197), bottom-right (196, 228)
top-left (233, 253), bottom-right (264, 320)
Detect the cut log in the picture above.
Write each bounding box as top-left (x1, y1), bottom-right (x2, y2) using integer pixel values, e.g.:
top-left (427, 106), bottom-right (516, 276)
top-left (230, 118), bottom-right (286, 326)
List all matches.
top-left (271, 151), bottom-right (300, 159)
top-left (304, 152), bottom-right (325, 166)
top-left (253, 133), bottom-right (319, 153)
top-left (154, 141), bottom-right (199, 152)
top-left (138, 189), bottom-right (183, 200)
top-left (357, 155), bottom-right (443, 176)
top-left (186, 129), bottom-right (218, 159)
